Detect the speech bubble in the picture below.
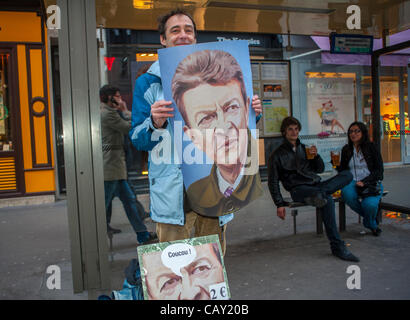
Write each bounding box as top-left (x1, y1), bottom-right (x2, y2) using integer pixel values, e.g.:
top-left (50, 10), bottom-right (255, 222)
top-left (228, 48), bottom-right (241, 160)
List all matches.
top-left (161, 243), bottom-right (197, 277)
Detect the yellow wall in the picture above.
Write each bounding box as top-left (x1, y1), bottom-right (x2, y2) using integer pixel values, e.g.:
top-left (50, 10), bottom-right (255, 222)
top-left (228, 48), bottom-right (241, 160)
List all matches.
top-left (0, 12), bottom-right (42, 43)
top-left (25, 170), bottom-right (55, 193)
top-left (1, 11), bottom-right (55, 195)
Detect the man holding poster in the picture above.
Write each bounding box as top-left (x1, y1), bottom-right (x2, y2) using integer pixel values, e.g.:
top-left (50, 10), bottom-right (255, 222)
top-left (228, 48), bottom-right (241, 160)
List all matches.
top-left (130, 9), bottom-right (262, 254)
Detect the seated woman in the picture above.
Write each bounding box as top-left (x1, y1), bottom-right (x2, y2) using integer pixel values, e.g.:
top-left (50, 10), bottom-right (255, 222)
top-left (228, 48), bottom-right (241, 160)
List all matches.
top-left (337, 122), bottom-right (384, 236)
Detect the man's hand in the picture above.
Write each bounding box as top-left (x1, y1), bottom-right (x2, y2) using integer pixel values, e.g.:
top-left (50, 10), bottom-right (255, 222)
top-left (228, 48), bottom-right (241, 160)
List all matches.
top-left (356, 181), bottom-right (364, 187)
top-left (117, 100), bottom-right (128, 112)
top-left (277, 207), bottom-right (286, 220)
top-left (151, 100), bottom-right (174, 129)
top-left (251, 95), bottom-right (262, 117)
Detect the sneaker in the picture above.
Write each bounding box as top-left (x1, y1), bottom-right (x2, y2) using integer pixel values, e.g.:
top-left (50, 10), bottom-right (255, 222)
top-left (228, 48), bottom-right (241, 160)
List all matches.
top-left (331, 245), bottom-right (360, 262)
top-left (371, 227), bottom-right (382, 237)
top-left (107, 224), bottom-right (121, 234)
top-left (137, 231), bottom-right (158, 245)
top-left (303, 195), bottom-right (327, 208)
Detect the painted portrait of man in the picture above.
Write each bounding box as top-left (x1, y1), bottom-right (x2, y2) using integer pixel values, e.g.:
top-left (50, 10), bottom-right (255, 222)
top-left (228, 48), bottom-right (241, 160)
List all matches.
top-left (171, 49), bottom-right (263, 217)
top-left (142, 243), bottom-right (226, 300)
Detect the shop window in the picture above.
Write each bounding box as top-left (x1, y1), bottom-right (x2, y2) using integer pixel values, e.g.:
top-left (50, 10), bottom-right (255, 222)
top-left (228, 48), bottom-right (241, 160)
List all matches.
top-left (0, 54), bottom-right (13, 152)
top-left (361, 73), bottom-right (408, 163)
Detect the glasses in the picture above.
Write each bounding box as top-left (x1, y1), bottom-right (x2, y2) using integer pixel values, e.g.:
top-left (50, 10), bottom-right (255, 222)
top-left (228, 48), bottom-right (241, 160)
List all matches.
top-left (348, 129), bottom-right (361, 134)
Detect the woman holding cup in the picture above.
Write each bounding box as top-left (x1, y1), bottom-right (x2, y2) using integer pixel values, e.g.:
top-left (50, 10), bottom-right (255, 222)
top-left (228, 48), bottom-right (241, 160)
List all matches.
top-left (336, 122), bottom-right (384, 236)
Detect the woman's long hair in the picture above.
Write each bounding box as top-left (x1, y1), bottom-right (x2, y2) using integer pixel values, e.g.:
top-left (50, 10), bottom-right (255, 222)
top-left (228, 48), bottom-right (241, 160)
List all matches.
top-left (347, 121), bottom-right (370, 149)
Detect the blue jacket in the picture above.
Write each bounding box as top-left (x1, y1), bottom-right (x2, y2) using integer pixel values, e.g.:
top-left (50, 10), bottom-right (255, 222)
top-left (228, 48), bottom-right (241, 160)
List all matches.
top-left (129, 61), bottom-right (233, 226)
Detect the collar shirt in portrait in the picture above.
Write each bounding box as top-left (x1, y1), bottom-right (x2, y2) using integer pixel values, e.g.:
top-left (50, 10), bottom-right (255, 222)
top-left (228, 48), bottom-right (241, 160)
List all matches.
top-left (216, 166), bottom-right (245, 198)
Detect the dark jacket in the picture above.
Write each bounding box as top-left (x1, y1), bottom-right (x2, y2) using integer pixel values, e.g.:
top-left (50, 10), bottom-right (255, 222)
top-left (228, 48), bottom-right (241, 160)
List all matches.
top-left (101, 103), bottom-right (131, 181)
top-left (267, 138), bottom-right (324, 207)
top-left (337, 142), bottom-right (383, 185)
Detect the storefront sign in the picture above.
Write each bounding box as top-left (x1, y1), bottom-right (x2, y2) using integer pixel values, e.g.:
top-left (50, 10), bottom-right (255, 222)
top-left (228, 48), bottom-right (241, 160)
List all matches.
top-left (216, 36), bottom-right (261, 46)
top-left (330, 33), bottom-right (373, 54)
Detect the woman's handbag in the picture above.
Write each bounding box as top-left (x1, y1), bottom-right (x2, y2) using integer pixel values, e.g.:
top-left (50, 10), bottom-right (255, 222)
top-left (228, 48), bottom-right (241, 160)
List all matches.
top-left (356, 182), bottom-right (381, 198)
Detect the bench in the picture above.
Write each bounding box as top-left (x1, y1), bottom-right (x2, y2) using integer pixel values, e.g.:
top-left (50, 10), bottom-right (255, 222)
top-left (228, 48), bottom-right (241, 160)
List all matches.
top-left (285, 191), bottom-right (388, 235)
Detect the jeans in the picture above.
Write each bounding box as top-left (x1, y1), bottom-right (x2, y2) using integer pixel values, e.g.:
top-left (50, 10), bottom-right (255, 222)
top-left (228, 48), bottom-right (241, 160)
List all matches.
top-left (290, 170), bottom-right (353, 249)
top-left (106, 181), bottom-right (147, 224)
top-left (341, 180), bottom-right (383, 230)
top-left (104, 180), bottom-right (147, 234)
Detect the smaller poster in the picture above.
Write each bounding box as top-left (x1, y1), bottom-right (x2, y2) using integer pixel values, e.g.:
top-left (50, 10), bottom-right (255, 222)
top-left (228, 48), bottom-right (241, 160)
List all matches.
top-left (138, 235), bottom-right (230, 300)
top-left (252, 60), bottom-right (291, 137)
top-left (306, 77), bottom-right (355, 136)
top-left (263, 99), bottom-right (290, 136)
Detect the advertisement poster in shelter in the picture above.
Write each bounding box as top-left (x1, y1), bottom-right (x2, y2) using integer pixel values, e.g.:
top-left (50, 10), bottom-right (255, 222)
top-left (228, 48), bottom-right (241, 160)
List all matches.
top-left (304, 76), bottom-right (356, 171)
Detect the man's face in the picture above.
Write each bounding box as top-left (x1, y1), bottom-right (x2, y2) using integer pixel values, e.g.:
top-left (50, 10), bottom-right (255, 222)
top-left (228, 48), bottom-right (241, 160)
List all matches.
top-left (160, 14), bottom-right (196, 48)
top-left (143, 244), bottom-right (224, 300)
top-left (285, 124), bottom-right (300, 143)
top-left (182, 80), bottom-right (249, 166)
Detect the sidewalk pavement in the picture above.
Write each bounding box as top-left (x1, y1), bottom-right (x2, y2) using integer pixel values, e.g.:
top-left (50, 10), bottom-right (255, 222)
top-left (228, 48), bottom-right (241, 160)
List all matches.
top-left (1, 166), bottom-right (410, 300)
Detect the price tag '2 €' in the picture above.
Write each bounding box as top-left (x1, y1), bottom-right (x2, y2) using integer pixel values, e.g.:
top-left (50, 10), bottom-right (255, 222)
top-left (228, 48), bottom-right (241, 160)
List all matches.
top-left (209, 282), bottom-right (229, 300)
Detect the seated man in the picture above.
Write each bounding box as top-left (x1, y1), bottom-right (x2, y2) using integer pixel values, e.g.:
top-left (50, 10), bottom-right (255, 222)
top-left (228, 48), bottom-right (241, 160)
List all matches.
top-left (267, 116), bottom-right (359, 262)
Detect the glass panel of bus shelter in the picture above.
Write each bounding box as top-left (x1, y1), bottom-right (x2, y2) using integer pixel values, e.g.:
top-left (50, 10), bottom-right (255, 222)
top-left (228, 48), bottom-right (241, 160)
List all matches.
top-left (404, 72), bottom-right (409, 162)
top-left (379, 59), bottom-right (410, 163)
top-left (380, 75), bottom-right (401, 163)
top-left (288, 50), bottom-right (373, 172)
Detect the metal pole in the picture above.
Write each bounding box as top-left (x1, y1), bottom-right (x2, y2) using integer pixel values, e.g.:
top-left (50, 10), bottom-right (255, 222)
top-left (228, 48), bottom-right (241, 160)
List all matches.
top-left (57, 0), bottom-right (110, 295)
top-left (371, 53), bottom-right (381, 152)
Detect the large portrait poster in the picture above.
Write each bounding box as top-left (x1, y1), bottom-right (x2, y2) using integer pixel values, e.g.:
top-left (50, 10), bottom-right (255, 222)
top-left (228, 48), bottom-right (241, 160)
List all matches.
top-left (303, 76), bottom-right (356, 171)
top-left (138, 235), bottom-right (230, 300)
top-left (159, 40), bottom-right (263, 217)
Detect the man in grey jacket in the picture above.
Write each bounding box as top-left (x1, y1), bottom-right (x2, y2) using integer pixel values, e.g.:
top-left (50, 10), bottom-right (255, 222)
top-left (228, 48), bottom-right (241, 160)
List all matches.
top-left (100, 85), bottom-right (156, 244)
